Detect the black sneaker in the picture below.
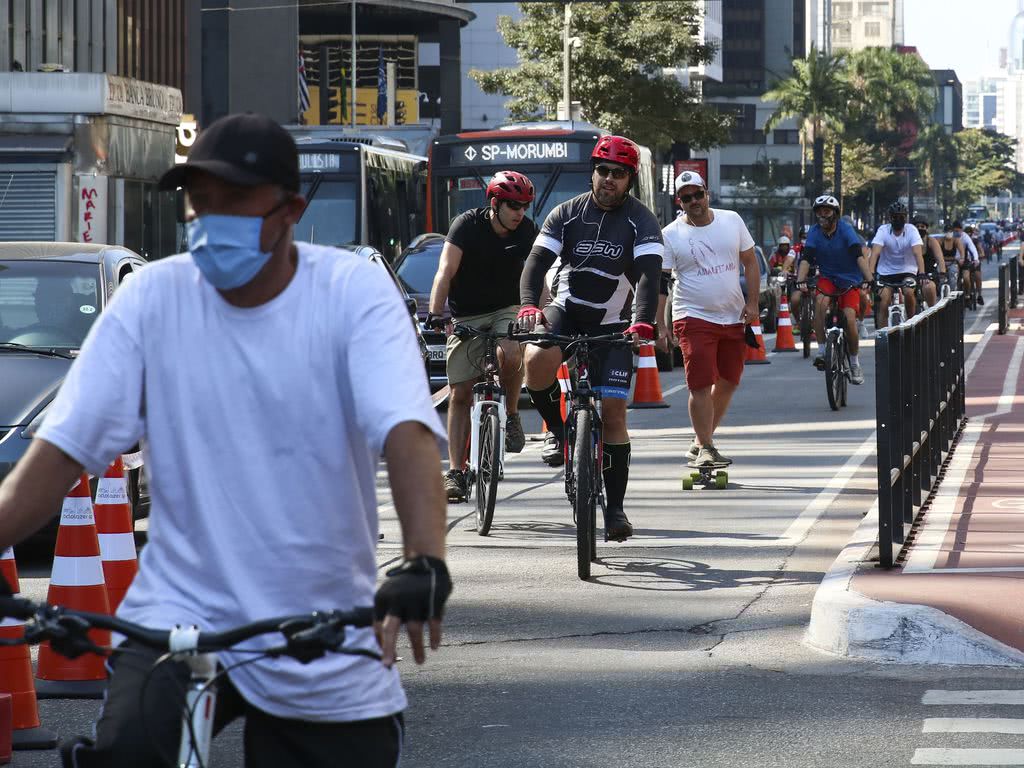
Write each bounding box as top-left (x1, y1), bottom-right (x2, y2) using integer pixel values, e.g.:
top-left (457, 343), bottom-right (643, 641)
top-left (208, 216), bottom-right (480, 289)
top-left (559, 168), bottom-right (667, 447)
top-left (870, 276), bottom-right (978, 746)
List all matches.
top-left (977, 295), bottom-right (985, 305)
top-left (505, 413), bottom-right (526, 453)
top-left (604, 507), bottom-right (633, 542)
top-left (813, 355), bottom-right (826, 371)
top-left (443, 469), bottom-right (467, 503)
top-left (541, 432), bottom-right (564, 467)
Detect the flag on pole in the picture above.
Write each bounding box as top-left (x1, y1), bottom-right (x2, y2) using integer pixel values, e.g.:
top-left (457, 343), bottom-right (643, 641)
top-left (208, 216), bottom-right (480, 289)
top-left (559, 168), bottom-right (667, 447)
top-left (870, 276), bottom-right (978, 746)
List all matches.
top-left (298, 50), bottom-right (311, 118)
top-left (376, 48), bottom-right (387, 124)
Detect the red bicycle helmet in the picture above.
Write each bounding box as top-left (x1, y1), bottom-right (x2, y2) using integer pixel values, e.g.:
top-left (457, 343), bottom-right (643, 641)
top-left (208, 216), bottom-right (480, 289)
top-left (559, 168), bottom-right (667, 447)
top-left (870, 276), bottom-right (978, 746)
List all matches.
top-left (485, 171), bottom-right (535, 204)
top-left (591, 135), bottom-right (640, 173)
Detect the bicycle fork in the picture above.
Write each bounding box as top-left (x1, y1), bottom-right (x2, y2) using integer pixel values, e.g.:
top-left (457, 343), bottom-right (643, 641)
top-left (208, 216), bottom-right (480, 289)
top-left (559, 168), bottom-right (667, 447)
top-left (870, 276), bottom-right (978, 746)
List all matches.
top-left (179, 653), bottom-right (218, 768)
top-left (467, 397), bottom-right (507, 476)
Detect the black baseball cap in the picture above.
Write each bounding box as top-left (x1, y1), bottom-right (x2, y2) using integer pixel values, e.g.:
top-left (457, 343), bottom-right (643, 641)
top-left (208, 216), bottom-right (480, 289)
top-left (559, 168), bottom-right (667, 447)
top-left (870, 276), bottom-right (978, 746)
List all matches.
top-left (159, 112), bottom-right (300, 193)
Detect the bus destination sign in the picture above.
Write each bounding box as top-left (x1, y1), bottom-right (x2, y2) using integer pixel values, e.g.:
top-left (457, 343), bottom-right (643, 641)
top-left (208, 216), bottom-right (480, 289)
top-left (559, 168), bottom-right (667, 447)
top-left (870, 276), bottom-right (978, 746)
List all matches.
top-left (299, 153), bottom-right (342, 172)
top-left (450, 141), bottom-right (584, 166)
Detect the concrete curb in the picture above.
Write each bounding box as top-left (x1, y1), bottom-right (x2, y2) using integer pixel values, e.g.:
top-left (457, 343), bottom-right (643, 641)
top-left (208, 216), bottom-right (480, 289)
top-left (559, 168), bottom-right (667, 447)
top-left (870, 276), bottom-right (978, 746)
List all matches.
top-left (805, 499), bottom-right (1024, 667)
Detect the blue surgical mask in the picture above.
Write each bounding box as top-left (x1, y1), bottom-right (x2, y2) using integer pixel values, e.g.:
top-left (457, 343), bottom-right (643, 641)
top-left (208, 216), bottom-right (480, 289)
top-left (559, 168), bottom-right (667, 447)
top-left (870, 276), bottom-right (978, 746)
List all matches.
top-left (187, 214), bottom-right (272, 290)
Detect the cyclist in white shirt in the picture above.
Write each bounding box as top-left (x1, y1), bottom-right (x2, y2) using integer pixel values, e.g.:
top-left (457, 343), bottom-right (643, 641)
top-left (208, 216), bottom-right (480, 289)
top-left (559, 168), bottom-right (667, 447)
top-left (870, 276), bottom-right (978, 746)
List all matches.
top-left (870, 201), bottom-right (925, 326)
top-left (955, 222), bottom-right (985, 305)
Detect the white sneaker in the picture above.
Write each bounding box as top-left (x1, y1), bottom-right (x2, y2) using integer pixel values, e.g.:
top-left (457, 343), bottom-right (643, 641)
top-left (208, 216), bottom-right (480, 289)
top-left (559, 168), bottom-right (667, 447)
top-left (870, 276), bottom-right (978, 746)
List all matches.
top-left (850, 362), bottom-right (864, 385)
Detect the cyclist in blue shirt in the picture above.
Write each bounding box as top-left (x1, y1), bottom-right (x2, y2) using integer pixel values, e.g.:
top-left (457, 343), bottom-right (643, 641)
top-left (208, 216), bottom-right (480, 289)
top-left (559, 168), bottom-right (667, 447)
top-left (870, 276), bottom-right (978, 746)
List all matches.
top-left (795, 195), bottom-right (874, 385)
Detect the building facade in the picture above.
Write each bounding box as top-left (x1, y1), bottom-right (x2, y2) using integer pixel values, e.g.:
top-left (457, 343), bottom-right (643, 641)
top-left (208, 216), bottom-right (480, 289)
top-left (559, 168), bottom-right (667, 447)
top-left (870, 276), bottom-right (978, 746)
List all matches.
top-left (808, 0), bottom-right (904, 54)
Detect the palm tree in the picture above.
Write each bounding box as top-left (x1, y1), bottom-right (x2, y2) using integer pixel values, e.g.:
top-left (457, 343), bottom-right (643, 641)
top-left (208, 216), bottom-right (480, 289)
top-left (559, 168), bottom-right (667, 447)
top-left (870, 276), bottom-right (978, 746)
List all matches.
top-left (763, 45), bottom-right (850, 197)
top-left (845, 47), bottom-right (937, 150)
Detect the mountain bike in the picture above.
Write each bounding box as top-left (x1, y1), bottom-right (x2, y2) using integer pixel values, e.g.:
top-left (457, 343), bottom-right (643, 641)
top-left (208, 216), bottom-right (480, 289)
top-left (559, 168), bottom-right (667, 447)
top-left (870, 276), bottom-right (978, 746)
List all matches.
top-left (452, 323), bottom-right (510, 536)
top-left (513, 331), bottom-right (632, 580)
top-left (878, 275), bottom-right (917, 326)
top-left (0, 593), bottom-right (375, 768)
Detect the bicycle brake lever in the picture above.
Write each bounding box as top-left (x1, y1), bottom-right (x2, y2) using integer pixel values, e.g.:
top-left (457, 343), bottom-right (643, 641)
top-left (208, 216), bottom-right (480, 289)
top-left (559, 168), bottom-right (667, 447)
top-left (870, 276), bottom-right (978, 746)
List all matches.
top-left (278, 618), bottom-right (345, 664)
top-left (40, 614), bottom-right (105, 659)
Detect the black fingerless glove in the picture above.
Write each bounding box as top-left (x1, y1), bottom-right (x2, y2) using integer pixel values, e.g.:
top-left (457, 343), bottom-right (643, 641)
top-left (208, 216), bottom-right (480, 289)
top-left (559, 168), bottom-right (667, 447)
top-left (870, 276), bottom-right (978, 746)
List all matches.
top-left (374, 555), bottom-right (452, 623)
top-left (425, 314), bottom-right (446, 331)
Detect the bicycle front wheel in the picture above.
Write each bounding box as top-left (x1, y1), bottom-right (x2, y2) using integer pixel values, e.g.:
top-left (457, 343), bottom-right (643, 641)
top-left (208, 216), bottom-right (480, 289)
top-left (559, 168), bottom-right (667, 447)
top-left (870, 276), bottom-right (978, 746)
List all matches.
top-left (825, 336), bottom-right (841, 412)
top-left (573, 409), bottom-right (595, 581)
top-left (800, 302), bottom-right (812, 358)
top-left (475, 407), bottom-right (501, 536)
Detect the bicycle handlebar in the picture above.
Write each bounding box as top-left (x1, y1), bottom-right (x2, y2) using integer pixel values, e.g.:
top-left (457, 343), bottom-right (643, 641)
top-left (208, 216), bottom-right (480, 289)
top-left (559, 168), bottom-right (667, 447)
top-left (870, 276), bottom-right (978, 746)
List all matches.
top-left (0, 594), bottom-right (374, 663)
top-left (510, 331), bottom-right (632, 349)
top-left (451, 323), bottom-right (514, 341)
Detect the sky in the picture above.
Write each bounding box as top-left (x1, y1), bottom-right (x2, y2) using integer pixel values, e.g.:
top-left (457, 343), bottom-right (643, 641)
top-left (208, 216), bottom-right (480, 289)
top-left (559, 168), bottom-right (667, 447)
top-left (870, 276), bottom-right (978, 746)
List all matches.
top-left (902, 0), bottom-right (1017, 82)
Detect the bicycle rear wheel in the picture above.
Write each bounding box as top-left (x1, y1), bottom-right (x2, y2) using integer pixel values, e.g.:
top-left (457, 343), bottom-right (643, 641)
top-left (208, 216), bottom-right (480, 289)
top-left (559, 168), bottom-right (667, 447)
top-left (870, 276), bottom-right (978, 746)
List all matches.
top-left (474, 407), bottom-right (501, 536)
top-left (573, 409), bottom-right (595, 581)
top-left (840, 340), bottom-right (849, 407)
top-left (825, 336), bottom-right (841, 411)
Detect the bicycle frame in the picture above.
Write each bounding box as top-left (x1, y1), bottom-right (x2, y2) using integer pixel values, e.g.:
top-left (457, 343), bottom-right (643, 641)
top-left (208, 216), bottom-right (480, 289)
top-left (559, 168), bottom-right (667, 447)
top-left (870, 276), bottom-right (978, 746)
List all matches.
top-left (466, 333), bottom-right (507, 478)
top-left (179, 649), bottom-right (219, 767)
top-left (563, 342), bottom-right (604, 510)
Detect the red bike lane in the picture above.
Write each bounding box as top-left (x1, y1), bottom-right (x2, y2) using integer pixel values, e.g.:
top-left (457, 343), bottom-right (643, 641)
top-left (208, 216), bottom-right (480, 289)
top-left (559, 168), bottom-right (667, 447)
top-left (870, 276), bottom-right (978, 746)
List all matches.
top-left (852, 313), bottom-right (1024, 654)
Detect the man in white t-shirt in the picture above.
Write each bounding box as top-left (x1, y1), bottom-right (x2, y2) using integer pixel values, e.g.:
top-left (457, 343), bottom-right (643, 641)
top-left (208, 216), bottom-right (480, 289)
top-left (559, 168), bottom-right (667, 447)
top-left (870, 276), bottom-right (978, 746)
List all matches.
top-left (662, 171), bottom-right (760, 467)
top-left (0, 113), bottom-right (450, 767)
top-left (870, 200), bottom-right (925, 325)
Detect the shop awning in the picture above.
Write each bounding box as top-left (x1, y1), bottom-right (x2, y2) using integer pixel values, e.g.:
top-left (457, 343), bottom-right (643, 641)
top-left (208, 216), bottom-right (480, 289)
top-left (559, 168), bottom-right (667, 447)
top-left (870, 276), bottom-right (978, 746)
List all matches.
top-left (0, 136), bottom-right (72, 155)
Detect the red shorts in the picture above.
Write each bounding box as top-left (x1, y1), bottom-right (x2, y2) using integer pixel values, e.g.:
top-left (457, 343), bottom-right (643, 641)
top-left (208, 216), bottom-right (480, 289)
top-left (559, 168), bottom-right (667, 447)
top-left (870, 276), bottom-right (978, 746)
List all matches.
top-left (673, 317), bottom-right (745, 391)
top-left (816, 276), bottom-right (861, 312)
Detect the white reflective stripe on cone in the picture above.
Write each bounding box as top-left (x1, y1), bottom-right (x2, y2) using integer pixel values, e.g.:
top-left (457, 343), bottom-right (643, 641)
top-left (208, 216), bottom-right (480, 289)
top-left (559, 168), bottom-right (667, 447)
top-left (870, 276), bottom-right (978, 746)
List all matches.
top-left (1, 546), bottom-right (12, 560)
top-left (98, 533), bottom-right (137, 562)
top-left (636, 355), bottom-right (658, 369)
top-left (50, 555), bottom-right (105, 586)
top-left (0, 592), bottom-right (24, 628)
top-left (95, 476), bottom-right (129, 505)
top-left (59, 496), bottom-right (95, 526)
top-left (778, 317), bottom-right (793, 326)
top-left (752, 326), bottom-right (764, 336)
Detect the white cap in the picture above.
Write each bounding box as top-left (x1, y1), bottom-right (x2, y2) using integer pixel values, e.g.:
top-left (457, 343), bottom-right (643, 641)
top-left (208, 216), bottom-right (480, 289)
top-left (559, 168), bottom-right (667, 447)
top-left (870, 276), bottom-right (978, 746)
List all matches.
top-left (674, 170), bottom-right (707, 192)
top-left (778, 236), bottom-right (791, 245)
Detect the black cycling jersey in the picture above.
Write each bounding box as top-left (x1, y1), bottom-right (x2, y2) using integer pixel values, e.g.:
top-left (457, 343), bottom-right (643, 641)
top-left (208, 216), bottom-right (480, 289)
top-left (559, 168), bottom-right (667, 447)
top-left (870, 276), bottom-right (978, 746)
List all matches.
top-left (520, 192), bottom-right (664, 326)
top-left (922, 237), bottom-right (939, 273)
top-left (940, 243), bottom-right (958, 266)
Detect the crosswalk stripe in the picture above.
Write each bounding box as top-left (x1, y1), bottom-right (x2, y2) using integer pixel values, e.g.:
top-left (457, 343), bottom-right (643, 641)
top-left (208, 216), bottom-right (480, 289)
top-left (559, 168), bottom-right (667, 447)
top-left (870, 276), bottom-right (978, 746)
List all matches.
top-left (923, 691), bottom-right (1024, 706)
top-left (911, 748), bottom-right (1024, 765)
top-left (923, 718), bottom-right (1024, 734)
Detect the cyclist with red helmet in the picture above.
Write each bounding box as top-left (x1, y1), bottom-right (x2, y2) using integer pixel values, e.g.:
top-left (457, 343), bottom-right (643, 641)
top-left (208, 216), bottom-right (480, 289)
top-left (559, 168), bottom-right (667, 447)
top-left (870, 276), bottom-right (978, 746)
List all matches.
top-left (428, 170), bottom-right (538, 502)
top-left (517, 135), bottom-right (667, 543)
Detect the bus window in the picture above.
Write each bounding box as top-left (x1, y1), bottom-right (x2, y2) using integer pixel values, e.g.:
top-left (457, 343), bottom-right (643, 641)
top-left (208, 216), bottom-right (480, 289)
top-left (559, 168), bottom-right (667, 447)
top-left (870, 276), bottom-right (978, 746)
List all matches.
top-left (294, 180), bottom-right (358, 246)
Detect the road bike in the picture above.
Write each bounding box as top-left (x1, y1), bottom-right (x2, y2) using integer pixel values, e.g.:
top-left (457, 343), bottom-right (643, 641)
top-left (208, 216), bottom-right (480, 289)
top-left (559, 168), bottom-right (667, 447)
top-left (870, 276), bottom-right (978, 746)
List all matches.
top-left (0, 593), bottom-right (375, 768)
top-left (513, 331), bottom-right (632, 580)
top-left (452, 323), bottom-right (511, 536)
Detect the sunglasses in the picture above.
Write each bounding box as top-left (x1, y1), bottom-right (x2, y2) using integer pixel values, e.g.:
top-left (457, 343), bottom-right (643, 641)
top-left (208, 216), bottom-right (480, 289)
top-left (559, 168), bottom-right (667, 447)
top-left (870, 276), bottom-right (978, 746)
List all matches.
top-left (502, 200), bottom-right (528, 211)
top-left (594, 164), bottom-right (630, 181)
top-left (678, 189), bottom-right (706, 204)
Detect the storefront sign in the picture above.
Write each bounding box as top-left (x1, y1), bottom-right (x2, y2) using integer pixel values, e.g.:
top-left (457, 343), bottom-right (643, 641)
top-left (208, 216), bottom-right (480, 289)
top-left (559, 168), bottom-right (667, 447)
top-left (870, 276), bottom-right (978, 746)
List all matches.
top-left (77, 176), bottom-right (107, 245)
top-left (105, 76), bottom-right (183, 125)
top-left (449, 141), bottom-right (580, 166)
top-left (175, 115), bottom-right (198, 164)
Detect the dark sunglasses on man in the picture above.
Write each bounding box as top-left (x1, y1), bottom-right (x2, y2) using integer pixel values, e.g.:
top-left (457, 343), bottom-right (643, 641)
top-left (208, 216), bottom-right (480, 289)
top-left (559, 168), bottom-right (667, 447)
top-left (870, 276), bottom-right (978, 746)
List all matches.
top-left (594, 164), bottom-right (630, 181)
top-left (678, 189), bottom-right (706, 204)
top-left (502, 200), bottom-right (529, 211)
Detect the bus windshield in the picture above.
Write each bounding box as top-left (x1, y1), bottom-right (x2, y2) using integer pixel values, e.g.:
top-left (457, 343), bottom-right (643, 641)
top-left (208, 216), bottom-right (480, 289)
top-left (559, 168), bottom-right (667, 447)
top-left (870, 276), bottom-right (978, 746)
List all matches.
top-left (294, 180), bottom-right (357, 246)
top-left (440, 170), bottom-right (591, 230)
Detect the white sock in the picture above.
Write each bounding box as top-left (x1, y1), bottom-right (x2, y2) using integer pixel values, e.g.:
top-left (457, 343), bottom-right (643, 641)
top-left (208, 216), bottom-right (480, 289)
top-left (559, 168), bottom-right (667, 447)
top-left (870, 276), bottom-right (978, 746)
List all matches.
top-left (850, 354), bottom-right (859, 366)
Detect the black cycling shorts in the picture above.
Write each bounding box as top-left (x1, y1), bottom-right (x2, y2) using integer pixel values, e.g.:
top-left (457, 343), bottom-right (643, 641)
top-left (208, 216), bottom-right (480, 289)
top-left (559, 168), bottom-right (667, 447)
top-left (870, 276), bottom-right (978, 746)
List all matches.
top-left (877, 272), bottom-right (916, 288)
top-left (538, 304), bottom-right (633, 400)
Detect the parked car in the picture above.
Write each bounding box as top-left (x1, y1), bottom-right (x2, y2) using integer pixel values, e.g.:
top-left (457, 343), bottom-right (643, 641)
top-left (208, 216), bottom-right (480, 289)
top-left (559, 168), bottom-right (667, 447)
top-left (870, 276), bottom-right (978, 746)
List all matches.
top-left (0, 242), bottom-right (150, 547)
top-left (393, 234), bottom-right (448, 390)
top-left (739, 245), bottom-right (777, 332)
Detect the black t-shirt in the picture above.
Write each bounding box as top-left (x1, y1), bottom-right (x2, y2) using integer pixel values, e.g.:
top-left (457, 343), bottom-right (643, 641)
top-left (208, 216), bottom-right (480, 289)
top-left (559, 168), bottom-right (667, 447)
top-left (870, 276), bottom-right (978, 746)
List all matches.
top-left (445, 207), bottom-right (537, 317)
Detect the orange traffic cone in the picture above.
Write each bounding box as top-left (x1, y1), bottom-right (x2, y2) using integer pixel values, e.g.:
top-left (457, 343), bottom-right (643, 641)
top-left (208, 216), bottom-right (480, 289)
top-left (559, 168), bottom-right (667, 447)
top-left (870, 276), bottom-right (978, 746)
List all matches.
top-left (0, 549), bottom-right (56, 749)
top-left (628, 343), bottom-right (670, 409)
top-left (744, 318), bottom-right (771, 365)
top-left (774, 300), bottom-right (797, 352)
top-left (557, 362), bottom-right (571, 422)
top-left (35, 474), bottom-right (110, 699)
top-left (94, 458), bottom-right (138, 612)
top-left (0, 693), bottom-right (11, 764)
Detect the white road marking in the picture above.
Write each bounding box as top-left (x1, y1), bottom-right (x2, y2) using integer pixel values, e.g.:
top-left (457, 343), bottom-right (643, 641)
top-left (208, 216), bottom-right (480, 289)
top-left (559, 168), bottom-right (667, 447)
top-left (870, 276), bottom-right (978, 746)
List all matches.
top-left (923, 690), bottom-right (1024, 705)
top-left (911, 749), bottom-right (1024, 765)
top-left (923, 718), bottom-right (1024, 734)
top-left (662, 383), bottom-right (687, 397)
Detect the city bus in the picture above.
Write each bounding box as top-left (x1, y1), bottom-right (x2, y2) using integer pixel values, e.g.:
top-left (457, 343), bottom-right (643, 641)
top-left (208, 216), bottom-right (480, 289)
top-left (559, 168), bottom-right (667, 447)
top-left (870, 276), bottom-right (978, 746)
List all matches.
top-left (426, 121), bottom-right (659, 233)
top-left (288, 129), bottom-right (428, 263)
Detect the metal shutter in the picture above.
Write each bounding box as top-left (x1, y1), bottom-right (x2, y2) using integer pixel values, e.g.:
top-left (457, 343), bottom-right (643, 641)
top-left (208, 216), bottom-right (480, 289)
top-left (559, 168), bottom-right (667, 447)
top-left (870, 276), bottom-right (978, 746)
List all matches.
top-left (0, 171), bottom-right (57, 241)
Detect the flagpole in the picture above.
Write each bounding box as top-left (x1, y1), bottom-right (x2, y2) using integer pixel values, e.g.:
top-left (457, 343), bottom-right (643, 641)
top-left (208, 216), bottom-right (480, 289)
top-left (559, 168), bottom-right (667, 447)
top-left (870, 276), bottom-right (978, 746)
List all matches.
top-left (351, 0), bottom-right (357, 127)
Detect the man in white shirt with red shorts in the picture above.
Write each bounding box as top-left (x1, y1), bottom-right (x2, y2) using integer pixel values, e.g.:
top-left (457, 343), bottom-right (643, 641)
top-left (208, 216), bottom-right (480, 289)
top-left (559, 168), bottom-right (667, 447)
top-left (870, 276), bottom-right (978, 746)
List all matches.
top-left (663, 171), bottom-right (760, 467)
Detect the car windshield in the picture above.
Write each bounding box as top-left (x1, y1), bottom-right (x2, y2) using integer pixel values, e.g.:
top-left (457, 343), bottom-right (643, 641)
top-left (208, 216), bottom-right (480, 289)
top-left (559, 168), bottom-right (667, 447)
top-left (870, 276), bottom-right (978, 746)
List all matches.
top-left (293, 180), bottom-right (358, 246)
top-left (395, 241), bottom-right (443, 294)
top-left (0, 260), bottom-right (101, 350)
top-left (440, 170), bottom-right (591, 230)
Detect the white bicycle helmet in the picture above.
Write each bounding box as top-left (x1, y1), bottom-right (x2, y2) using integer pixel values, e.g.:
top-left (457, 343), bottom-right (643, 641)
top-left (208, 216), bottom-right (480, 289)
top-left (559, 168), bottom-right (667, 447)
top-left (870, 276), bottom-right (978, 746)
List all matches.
top-left (813, 194), bottom-right (840, 213)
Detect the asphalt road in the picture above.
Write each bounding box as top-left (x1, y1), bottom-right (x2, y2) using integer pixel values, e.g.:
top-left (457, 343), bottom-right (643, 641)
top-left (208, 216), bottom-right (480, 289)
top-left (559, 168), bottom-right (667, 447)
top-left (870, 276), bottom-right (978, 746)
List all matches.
top-left (12, 260), bottom-right (1024, 767)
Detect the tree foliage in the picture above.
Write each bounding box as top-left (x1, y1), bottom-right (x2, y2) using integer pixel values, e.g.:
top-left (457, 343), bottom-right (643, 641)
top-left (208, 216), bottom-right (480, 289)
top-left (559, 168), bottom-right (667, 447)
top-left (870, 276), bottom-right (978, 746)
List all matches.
top-left (951, 129), bottom-right (1018, 209)
top-left (470, 2), bottom-right (731, 151)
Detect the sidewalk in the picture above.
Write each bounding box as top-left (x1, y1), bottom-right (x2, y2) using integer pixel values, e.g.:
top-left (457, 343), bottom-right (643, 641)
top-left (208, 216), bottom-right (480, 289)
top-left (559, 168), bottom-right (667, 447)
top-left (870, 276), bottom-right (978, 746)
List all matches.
top-left (807, 305), bottom-right (1024, 666)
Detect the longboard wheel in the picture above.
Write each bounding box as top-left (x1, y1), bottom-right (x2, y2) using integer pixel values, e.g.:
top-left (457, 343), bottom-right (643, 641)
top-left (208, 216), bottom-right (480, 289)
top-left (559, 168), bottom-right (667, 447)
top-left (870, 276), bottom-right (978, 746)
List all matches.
top-left (682, 477), bottom-right (694, 491)
top-left (715, 474), bottom-right (728, 489)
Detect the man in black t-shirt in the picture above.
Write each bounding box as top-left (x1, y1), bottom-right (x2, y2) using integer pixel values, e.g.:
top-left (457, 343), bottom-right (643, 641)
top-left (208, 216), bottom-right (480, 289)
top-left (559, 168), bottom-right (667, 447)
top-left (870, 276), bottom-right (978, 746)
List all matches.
top-left (517, 135), bottom-right (667, 543)
top-left (428, 170), bottom-right (538, 502)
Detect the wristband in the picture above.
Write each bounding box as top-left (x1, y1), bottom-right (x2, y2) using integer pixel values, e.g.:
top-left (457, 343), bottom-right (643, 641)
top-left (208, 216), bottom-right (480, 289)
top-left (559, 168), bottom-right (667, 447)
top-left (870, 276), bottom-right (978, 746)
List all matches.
top-left (626, 322), bottom-right (655, 341)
